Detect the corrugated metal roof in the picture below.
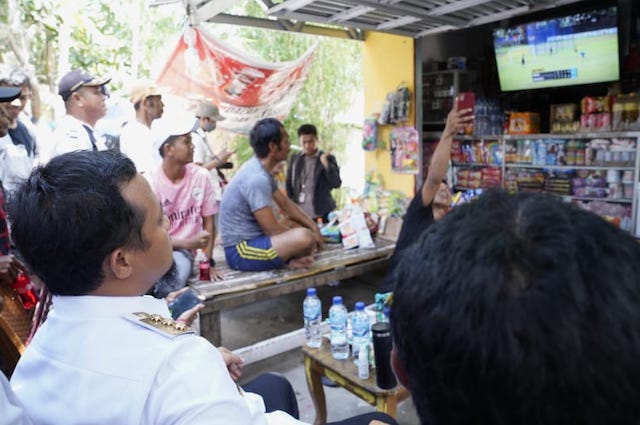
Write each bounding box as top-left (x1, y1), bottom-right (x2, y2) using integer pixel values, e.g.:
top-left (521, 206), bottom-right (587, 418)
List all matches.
top-left (185, 0), bottom-right (585, 40)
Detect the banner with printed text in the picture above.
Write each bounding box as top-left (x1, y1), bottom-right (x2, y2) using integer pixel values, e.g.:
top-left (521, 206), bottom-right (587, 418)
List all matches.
top-left (156, 26), bottom-right (317, 134)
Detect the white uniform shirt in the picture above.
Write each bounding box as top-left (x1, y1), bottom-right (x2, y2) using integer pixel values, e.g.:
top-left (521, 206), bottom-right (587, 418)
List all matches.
top-left (10, 295), bottom-right (306, 425)
top-left (119, 119), bottom-right (160, 175)
top-left (1, 372), bottom-right (33, 425)
top-left (0, 134), bottom-right (33, 195)
top-left (51, 115), bottom-right (105, 158)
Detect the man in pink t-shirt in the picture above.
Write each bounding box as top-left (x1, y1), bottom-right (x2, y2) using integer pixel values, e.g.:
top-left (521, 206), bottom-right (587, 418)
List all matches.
top-left (146, 115), bottom-right (222, 298)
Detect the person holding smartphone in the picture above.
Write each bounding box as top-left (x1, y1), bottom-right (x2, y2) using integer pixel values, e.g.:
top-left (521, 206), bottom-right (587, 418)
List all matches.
top-left (381, 98), bottom-right (473, 292)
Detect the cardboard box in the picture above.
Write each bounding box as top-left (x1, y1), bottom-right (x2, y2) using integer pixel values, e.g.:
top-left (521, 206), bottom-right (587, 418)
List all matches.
top-left (508, 112), bottom-right (540, 134)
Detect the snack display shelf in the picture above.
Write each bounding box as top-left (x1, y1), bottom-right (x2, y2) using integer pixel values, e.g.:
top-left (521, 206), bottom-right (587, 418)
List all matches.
top-left (441, 131), bottom-right (640, 234)
top-left (559, 195), bottom-right (633, 204)
top-left (504, 164), bottom-right (635, 171)
top-left (501, 132), bottom-right (640, 140)
top-left (453, 185), bottom-right (499, 191)
top-left (452, 162), bottom-right (499, 167)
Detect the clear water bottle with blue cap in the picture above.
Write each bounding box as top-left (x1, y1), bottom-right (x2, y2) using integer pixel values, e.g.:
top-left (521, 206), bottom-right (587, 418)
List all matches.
top-left (303, 287), bottom-right (322, 348)
top-left (329, 296), bottom-right (349, 359)
top-left (351, 301), bottom-right (370, 362)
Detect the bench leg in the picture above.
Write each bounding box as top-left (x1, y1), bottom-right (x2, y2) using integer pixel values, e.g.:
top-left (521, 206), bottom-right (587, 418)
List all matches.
top-left (199, 311), bottom-right (222, 346)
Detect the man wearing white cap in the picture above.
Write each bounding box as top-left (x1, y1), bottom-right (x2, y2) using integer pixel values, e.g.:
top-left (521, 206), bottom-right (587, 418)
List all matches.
top-left (119, 81), bottom-right (165, 174)
top-left (145, 114), bottom-right (222, 298)
top-left (52, 69), bottom-right (111, 157)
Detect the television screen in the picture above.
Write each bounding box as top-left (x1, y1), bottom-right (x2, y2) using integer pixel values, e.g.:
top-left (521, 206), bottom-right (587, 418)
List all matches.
top-left (493, 6), bottom-right (619, 92)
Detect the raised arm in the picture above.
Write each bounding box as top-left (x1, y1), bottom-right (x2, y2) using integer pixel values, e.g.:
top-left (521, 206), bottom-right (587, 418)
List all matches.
top-left (421, 98), bottom-right (474, 206)
top-left (320, 151), bottom-right (342, 189)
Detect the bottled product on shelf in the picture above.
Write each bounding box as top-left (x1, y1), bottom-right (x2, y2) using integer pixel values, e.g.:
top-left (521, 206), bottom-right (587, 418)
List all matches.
top-left (329, 296), bottom-right (349, 359)
top-left (443, 132), bottom-right (640, 233)
top-left (303, 288), bottom-right (322, 348)
top-left (351, 301), bottom-right (370, 361)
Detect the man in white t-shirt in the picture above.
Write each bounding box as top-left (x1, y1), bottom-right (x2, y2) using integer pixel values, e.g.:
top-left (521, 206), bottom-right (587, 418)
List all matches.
top-left (119, 81), bottom-right (165, 174)
top-left (146, 114), bottom-right (223, 298)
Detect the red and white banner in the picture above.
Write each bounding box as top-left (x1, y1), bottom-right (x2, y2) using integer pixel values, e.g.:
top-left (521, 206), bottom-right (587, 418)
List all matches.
top-left (156, 26), bottom-right (317, 134)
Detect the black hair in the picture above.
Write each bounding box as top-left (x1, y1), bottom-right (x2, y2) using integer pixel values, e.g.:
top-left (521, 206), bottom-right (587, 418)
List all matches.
top-left (7, 150), bottom-right (147, 296)
top-left (297, 123), bottom-right (317, 138)
top-left (250, 118), bottom-right (284, 159)
top-left (390, 189), bottom-right (640, 425)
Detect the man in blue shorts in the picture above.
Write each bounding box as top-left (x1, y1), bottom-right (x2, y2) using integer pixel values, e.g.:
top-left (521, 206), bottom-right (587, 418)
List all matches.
top-left (220, 118), bottom-right (323, 271)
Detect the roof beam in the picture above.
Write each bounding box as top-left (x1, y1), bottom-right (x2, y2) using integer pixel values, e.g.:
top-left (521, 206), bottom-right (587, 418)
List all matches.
top-left (319, 0), bottom-right (466, 27)
top-left (268, 0), bottom-right (315, 15)
top-left (277, 10), bottom-right (417, 38)
top-left (328, 6), bottom-right (375, 23)
top-left (187, 0), bottom-right (237, 25)
top-left (377, 15), bottom-right (421, 30)
top-left (429, 0), bottom-right (493, 16)
top-left (467, 4), bottom-right (529, 26)
top-left (205, 13), bottom-right (366, 40)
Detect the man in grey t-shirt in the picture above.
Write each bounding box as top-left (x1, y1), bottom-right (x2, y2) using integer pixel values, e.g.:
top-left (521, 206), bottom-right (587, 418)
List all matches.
top-left (219, 118), bottom-right (323, 271)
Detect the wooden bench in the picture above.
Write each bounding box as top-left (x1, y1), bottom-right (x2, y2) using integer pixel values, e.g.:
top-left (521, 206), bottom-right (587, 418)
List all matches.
top-left (192, 237), bottom-right (396, 346)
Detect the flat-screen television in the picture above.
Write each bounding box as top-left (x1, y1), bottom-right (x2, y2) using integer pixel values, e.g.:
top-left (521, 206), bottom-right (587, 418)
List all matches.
top-left (493, 6), bottom-right (620, 92)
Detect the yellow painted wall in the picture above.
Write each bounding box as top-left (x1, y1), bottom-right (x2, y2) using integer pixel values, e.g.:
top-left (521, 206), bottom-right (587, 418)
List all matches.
top-left (362, 32), bottom-right (416, 197)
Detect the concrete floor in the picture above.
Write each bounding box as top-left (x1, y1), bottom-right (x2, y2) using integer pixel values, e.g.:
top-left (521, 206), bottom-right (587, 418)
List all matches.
top-left (218, 275), bottom-right (420, 424)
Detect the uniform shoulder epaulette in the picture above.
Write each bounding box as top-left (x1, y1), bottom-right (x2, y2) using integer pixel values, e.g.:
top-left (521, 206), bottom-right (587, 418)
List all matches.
top-left (125, 312), bottom-right (195, 338)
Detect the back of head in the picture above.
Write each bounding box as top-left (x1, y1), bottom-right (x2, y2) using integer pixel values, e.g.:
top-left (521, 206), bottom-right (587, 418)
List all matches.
top-left (390, 189), bottom-right (640, 425)
top-left (297, 123), bottom-right (317, 138)
top-left (7, 151), bottom-right (146, 296)
top-left (250, 118), bottom-right (282, 158)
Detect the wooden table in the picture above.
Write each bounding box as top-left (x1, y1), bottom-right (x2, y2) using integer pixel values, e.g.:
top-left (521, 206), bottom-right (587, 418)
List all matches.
top-left (302, 338), bottom-right (410, 425)
top-left (193, 238), bottom-right (395, 345)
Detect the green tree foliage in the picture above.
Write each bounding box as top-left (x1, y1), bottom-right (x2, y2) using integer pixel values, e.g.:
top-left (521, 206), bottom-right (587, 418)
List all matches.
top-left (7, 0), bottom-right (362, 187)
top-left (216, 2), bottom-right (362, 176)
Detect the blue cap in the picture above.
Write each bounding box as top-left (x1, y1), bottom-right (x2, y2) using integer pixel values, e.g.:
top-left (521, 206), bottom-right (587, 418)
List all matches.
top-left (332, 296), bottom-right (342, 304)
top-left (307, 288), bottom-right (316, 296)
top-left (58, 69), bottom-right (111, 101)
top-left (355, 301), bottom-right (365, 310)
top-left (0, 86), bottom-right (20, 102)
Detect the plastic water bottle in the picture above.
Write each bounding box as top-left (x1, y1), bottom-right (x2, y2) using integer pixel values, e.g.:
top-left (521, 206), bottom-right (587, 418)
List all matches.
top-left (351, 301), bottom-right (370, 361)
top-left (303, 288), bottom-right (322, 348)
top-left (329, 296), bottom-right (349, 359)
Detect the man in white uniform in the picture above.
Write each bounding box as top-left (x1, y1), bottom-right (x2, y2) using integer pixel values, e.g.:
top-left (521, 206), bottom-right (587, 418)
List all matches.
top-left (119, 81), bottom-right (165, 174)
top-left (7, 150), bottom-right (396, 425)
top-left (51, 69), bottom-right (110, 157)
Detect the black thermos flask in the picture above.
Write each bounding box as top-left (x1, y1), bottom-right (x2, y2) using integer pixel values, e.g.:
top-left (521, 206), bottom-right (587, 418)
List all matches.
top-left (371, 322), bottom-right (397, 389)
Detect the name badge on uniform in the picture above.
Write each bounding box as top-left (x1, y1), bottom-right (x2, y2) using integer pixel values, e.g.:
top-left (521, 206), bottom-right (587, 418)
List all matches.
top-left (298, 192), bottom-right (306, 203)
